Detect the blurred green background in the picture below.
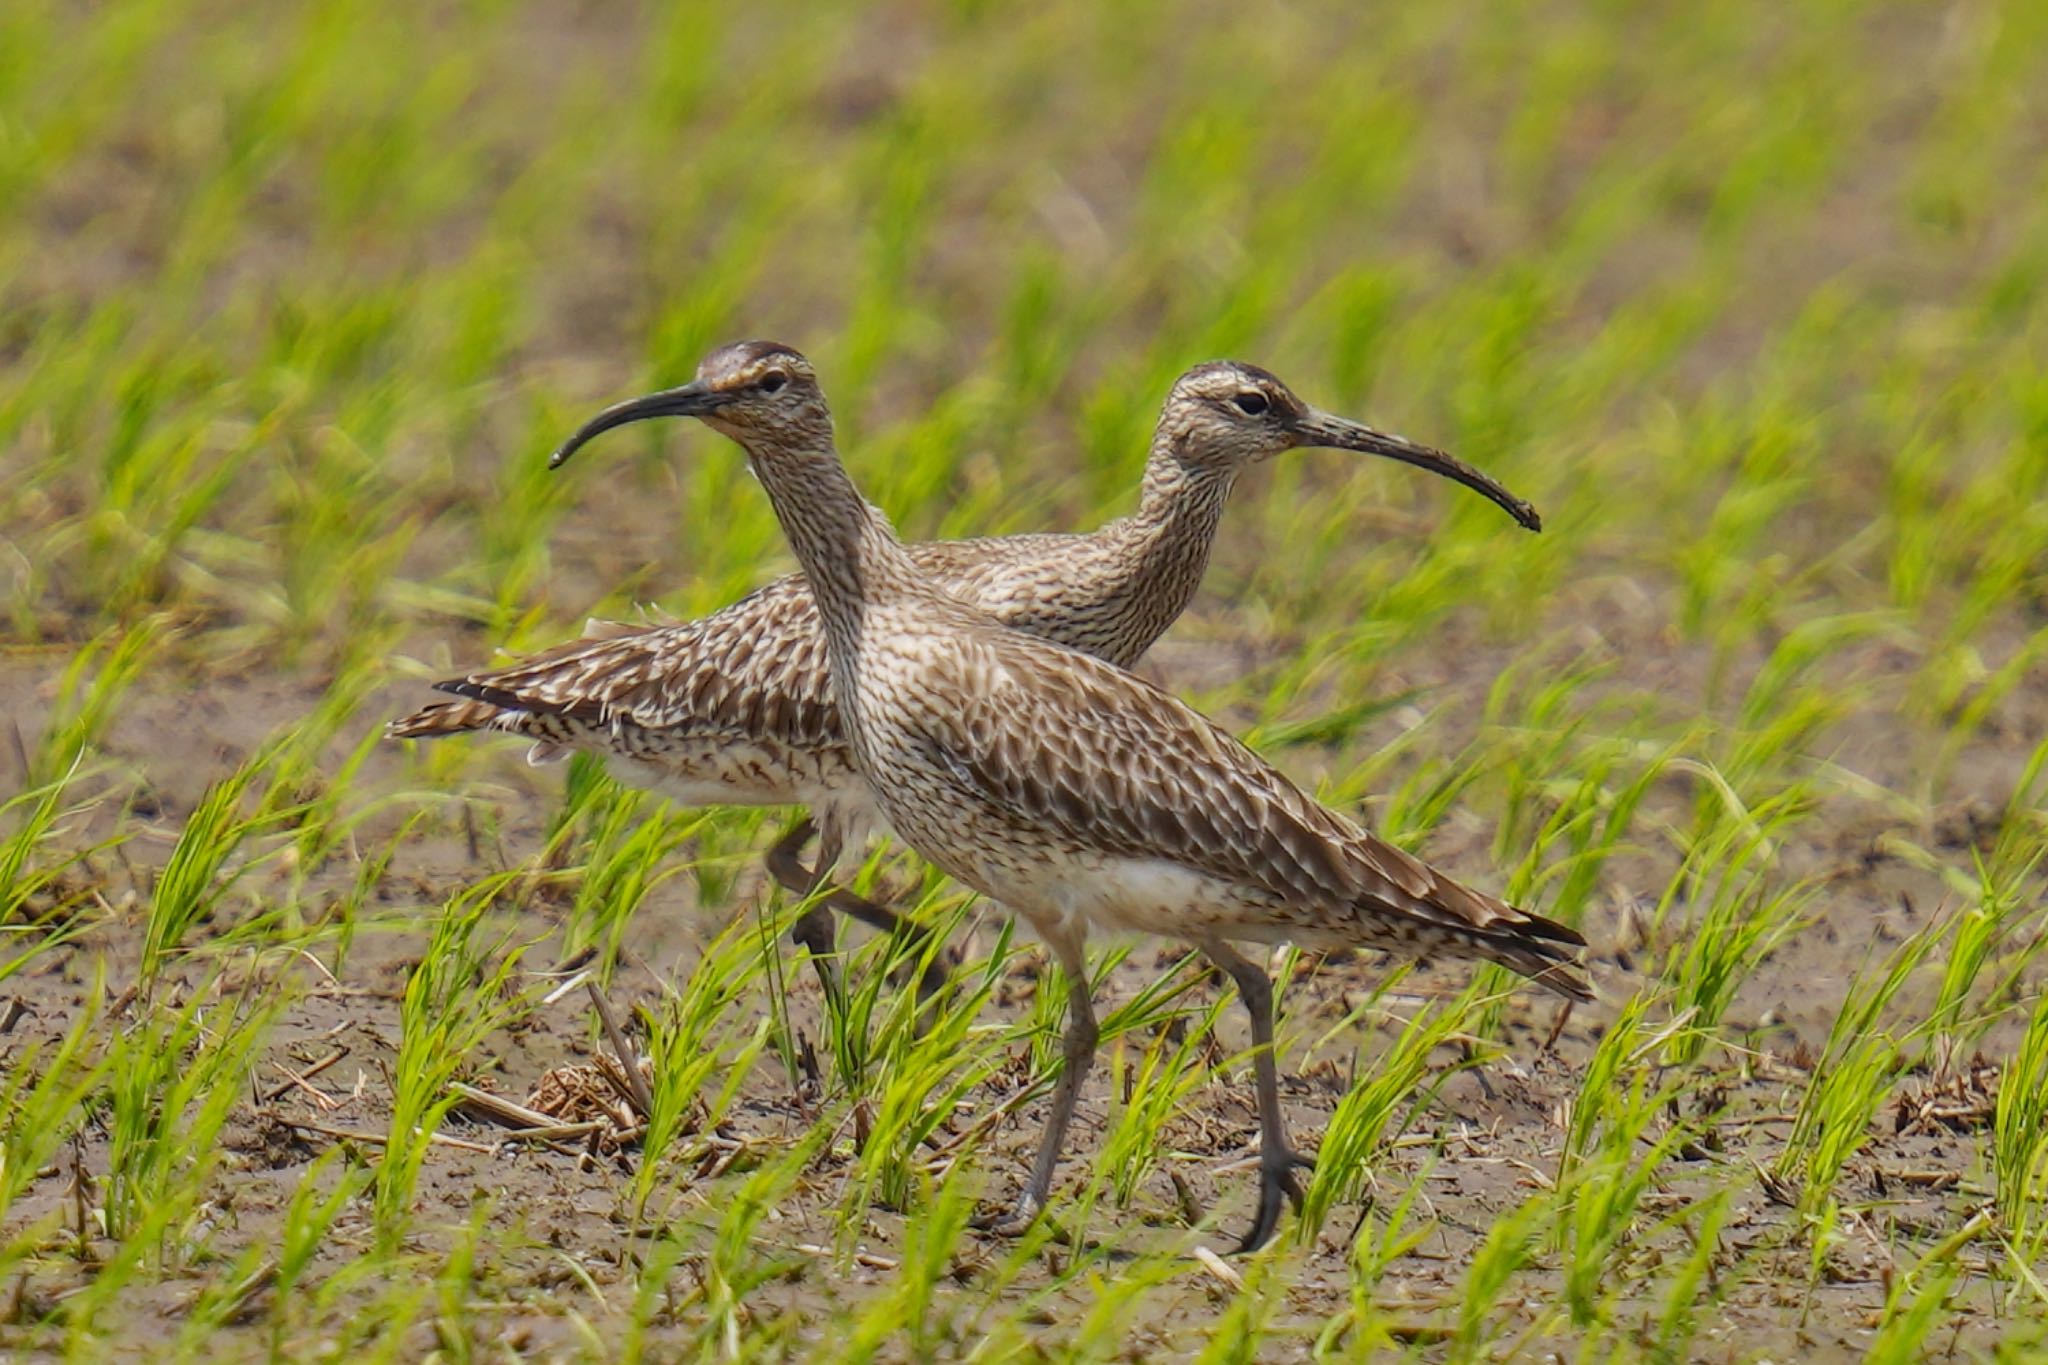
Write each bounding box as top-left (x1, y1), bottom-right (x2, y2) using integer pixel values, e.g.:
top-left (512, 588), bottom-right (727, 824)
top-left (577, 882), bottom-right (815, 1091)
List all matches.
top-left (7, 0), bottom-right (2044, 705)
top-left (5, 0), bottom-right (2048, 1354)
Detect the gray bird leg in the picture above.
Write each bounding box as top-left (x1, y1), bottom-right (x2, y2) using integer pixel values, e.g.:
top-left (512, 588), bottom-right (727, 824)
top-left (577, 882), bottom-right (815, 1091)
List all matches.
top-left (764, 816), bottom-right (950, 1003)
top-left (987, 929), bottom-right (1097, 1235)
top-left (1198, 936), bottom-right (1311, 1253)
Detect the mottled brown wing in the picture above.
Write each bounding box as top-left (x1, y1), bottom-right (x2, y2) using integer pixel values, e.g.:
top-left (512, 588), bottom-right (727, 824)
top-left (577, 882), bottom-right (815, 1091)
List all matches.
top-left (914, 627), bottom-right (1588, 992)
top-left (422, 536), bottom-right (1059, 748)
top-left (431, 576), bottom-right (842, 750)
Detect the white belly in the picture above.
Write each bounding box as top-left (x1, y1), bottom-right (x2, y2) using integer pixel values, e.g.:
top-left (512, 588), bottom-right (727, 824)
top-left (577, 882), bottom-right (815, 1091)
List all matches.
top-left (985, 853), bottom-right (1267, 945)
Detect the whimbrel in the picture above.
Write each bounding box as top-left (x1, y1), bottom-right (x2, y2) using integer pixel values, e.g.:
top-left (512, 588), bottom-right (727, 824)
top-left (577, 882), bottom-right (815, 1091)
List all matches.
top-left (547, 340), bottom-right (1589, 1251)
top-left (392, 363), bottom-right (1538, 997)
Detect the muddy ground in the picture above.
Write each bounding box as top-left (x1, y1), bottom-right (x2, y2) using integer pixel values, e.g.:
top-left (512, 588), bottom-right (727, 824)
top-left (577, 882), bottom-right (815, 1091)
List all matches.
top-left (0, 589), bottom-right (2034, 1359)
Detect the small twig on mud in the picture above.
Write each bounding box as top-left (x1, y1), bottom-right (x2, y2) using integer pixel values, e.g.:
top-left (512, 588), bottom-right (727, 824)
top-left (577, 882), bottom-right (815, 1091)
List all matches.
top-left (501, 1121), bottom-right (612, 1144)
top-left (292, 950), bottom-right (341, 991)
top-left (587, 980), bottom-right (655, 1120)
top-left (184, 1257), bottom-right (278, 1324)
top-left (1168, 1166), bottom-right (1203, 1227)
top-left (279, 1117), bottom-right (496, 1154)
top-left (264, 1046), bottom-right (351, 1104)
top-left (449, 1080), bottom-right (559, 1130)
top-left (796, 1243), bottom-right (899, 1271)
top-left (1192, 1244), bottom-right (1243, 1290)
top-left (1542, 1000), bottom-right (1574, 1051)
top-left (542, 970), bottom-right (594, 1008)
top-left (920, 1080), bottom-right (1048, 1163)
top-left (67, 1135), bottom-right (94, 1263)
top-left (6, 721), bottom-right (28, 785)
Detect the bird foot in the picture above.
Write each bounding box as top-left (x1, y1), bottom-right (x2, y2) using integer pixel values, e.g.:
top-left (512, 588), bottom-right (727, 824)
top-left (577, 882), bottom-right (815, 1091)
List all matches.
top-left (971, 1193), bottom-right (1045, 1239)
top-left (1232, 1148), bottom-right (1313, 1256)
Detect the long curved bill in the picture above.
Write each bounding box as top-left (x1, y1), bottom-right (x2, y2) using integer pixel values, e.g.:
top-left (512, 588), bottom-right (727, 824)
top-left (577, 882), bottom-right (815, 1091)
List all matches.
top-left (548, 381), bottom-right (733, 469)
top-left (1293, 409), bottom-right (1541, 532)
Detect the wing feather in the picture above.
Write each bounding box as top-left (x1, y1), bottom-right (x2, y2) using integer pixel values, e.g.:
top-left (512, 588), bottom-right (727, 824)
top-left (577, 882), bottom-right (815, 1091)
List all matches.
top-left (904, 628), bottom-right (1588, 995)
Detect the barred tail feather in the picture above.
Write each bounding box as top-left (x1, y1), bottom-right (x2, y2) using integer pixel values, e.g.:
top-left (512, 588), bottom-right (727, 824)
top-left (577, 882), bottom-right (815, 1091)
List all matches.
top-left (1468, 923), bottom-right (1594, 1002)
top-left (385, 698), bottom-right (511, 740)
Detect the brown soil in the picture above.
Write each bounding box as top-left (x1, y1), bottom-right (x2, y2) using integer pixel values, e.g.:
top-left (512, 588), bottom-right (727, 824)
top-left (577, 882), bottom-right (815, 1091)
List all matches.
top-left (0, 612), bottom-right (2033, 1358)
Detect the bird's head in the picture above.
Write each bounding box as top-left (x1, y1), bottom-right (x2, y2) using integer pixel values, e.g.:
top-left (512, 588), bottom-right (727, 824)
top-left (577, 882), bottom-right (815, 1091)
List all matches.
top-left (1157, 360), bottom-right (1540, 531)
top-left (549, 340), bottom-right (829, 469)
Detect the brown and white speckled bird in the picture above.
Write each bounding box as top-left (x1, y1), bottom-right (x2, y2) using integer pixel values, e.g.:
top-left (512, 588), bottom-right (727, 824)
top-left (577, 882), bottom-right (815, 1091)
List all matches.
top-left (541, 340), bottom-right (1589, 1252)
top-left (390, 359), bottom-right (1539, 995)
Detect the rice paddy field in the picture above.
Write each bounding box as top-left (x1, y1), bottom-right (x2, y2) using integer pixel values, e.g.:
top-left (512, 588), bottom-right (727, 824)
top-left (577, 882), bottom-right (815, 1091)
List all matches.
top-left (5, 0), bottom-right (2048, 1357)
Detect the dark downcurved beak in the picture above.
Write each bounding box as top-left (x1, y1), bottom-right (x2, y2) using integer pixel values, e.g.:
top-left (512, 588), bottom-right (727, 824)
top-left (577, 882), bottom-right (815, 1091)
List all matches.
top-left (548, 381), bottom-right (732, 469)
top-left (1292, 408), bottom-right (1541, 532)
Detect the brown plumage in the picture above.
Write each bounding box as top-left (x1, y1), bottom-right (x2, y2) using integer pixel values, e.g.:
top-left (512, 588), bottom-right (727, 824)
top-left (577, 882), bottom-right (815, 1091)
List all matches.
top-left (546, 340), bottom-right (1589, 1252)
top-left (390, 359), bottom-right (1538, 990)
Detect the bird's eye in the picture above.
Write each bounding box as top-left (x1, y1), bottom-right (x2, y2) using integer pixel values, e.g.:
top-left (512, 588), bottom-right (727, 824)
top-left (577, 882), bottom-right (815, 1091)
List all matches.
top-left (1232, 391), bottom-right (1270, 416)
top-left (759, 370), bottom-right (789, 394)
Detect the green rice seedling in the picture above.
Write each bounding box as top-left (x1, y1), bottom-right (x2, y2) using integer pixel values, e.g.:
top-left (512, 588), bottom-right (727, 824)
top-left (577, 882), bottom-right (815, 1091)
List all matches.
top-left (1988, 735), bottom-right (2048, 875)
top-left (0, 761), bottom-right (123, 931)
top-left (840, 920), bottom-right (1007, 1232)
top-left (1022, 944), bottom-right (1118, 1082)
top-left (690, 1130), bottom-right (828, 1360)
top-left (1993, 985), bottom-right (2048, 1278)
top-left (296, 810), bottom-right (426, 980)
top-left (981, 1246), bottom-right (1186, 1359)
top-left (1001, 936), bottom-right (1195, 1109)
top-left (1649, 1189), bottom-right (1732, 1359)
top-left (0, 972), bottom-right (110, 1261)
top-left (1775, 915), bottom-right (1943, 1222)
top-left (1554, 997), bottom-right (1702, 1327)
top-left (427, 1198), bottom-right (493, 1365)
top-left (251, 420), bottom-right (421, 667)
top-left (264, 1151), bottom-right (370, 1355)
top-left (1191, 1251), bottom-right (1282, 1364)
top-left (475, 423), bottom-right (575, 637)
top-left (1928, 625), bottom-right (2048, 783)
top-left (543, 750), bottom-right (618, 851)
top-left (838, 1161), bottom-right (980, 1359)
top-left (1297, 983), bottom-right (1479, 1243)
top-left (1450, 1187), bottom-right (1555, 1360)
top-left (139, 756), bottom-right (298, 991)
top-left (1095, 984), bottom-right (1230, 1213)
top-left (257, 623), bottom-right (391, 792)
top-left (1921, 845), bottom-right (2048, 1061)
top-left (22, 346), bottom-right (235, 624)
top-left (1242, 680), bottom-right (1427, 760)
top-left (28, 616), bottom-right (162, 786)
top-left (620, 1229), bottom-right (694, 1364)
top-left (1478, 650), bottom-right (1612, 856)
top-left (1367, 727), bottom-right (1498, 856)
top-left (375, 873), bottom-right (536, 1248)
top-left (1861, 1206), bottom-right (1995, 1364)
top-left (1312, 1155), bottom-right (1435, 1356)
top-left (629, 913), bottom-right (781, 1223)
top-left (92, 980), bottom-right (278, 1277)
top-left (1865, 1262), bottom-right (1961, 1365)
top-left (811, 890), bottom-right (896, 1096)
top-left (316, 1257), bottom-right (439, 1365)
top-left (277, 724), bottom-right (388, 888)
top-left (1015, 949), bottom-right (1236, 1236)
top-left (168, 1151), bottom-right (363, 1358)
top-left (559, 788), bottom-right (703, 966)
top-left (1657, 786), bottom-right (1817, 1066)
